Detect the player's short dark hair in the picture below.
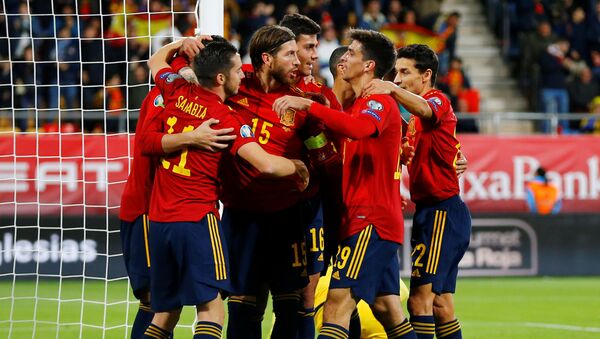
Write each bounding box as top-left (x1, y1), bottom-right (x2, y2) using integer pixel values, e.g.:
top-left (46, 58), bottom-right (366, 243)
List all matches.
top-left (329, 46), bottom-right (348, 78)
top-left (348, 29), bottom-right (396, 78)
top-left (279, 13), bottom-right (321, 38)
top-left (397, 44), bottom-right (439, 86)
top-left (249, 25), bottom-right (296, 70)
top-left (192, 35), bottom-right (238, 88)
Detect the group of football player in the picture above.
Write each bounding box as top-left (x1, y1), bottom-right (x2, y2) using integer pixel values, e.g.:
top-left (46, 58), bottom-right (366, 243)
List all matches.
top-left (119, 12), bottom-right (471, 339)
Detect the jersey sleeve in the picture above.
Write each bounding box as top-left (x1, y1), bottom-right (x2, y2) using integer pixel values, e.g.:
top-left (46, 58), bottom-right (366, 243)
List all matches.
top-left (356, 95), bottom-right (394, 135)
top-left (154, 67), bottom-right (187, 99)
top-left (423, 92), bottom-right (451, 126)
top-left (137, 106), bottom-right (168, 156)
top-left (170, 55), bottom-right (189, 73)
top-left (308, 102), bottom-right (377, 139)
top-left (219, 109), bottom-right (257, 155)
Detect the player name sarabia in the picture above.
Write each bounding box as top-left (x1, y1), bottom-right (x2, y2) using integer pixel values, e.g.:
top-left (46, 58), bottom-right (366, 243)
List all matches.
top-left (175, 95), bottom-right (208, 119)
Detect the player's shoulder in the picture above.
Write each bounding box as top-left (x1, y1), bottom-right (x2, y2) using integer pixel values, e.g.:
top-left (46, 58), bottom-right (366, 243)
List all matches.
top-left (301, 79), bottom-right (326, 92)
top-left (423, 89), bottom-right (450, 108)
top-left (362, 93), bottom-right (398, 111)
top-left (142, 87), bottom-right (164, 107)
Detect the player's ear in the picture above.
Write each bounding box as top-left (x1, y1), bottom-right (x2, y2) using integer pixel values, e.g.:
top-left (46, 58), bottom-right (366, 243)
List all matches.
top-left (364, 60), bottom-right (375, 73)
top-left (423, 69), bottom-right (432, 85)
top-left (261, 52), bottom-right (272, 67)
top-left (216, 73), bottom-right (226, 86)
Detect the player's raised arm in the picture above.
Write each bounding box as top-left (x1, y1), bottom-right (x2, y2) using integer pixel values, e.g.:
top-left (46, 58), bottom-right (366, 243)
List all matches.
top-left (147, 40), bottom-right (184, 80)
top-left (147, 36), bottom-right (212, 81)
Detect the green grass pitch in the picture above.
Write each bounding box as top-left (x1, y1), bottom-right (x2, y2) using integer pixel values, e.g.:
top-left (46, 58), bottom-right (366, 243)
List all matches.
top-left (1, 277), bottom-right (599, 338)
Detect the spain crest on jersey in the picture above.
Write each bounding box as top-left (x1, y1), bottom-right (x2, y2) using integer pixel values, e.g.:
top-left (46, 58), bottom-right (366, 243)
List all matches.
top-left (280, 108), bottom-right (296, 127)
top-left (408, 116), bottom-right (417, 137)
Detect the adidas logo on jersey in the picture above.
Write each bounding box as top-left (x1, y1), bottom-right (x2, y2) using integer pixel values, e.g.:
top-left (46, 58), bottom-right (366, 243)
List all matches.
top-left (332, 271), bottom-right (340, 280)
top-left (236, 97), bottom-right (249, 107)
top-left (412, 269), bottom-right (421, 278)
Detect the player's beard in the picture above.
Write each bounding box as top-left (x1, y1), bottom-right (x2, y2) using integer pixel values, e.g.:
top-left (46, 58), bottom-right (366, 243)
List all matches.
top-left (224, 76), bottom-right (239, 98)
top-left (272, 62), bottom-right (296, 86)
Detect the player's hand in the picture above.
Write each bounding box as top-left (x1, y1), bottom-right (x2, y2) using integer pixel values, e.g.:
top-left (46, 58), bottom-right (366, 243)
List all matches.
top-left (304, 91), bottom-right (330, 107)
top-left (272, 96), bottom-right (313, 117)
top-left (178, 66), bottom-right (199, 85)
top-left (361, 79), bottom-right (397, 97)
top-left (400, 136), bottom-right (415, 166)
top-left (179, 35), bottom-right (213, 61)
top-left (187, 118), bottom-right (236, 152)
top-left (292, 159), bottom-right (310, 192)
top-left (401, 195), bottom-right (408, 210)
top-left (303, 74), bottom-right (315, 84)
top-left (455, 150), bottom-right (468, 177)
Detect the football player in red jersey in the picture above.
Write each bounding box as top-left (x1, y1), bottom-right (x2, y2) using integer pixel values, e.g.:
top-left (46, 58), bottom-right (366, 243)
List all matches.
top-left (139, 36), bottom-right (309, 339)
top-left (273, 29), bottom-right (418, 339)
top-left (279, 13), bottom-right (343, 339)
top-left (362, 44), bottom-right (471, 339)
top-left (218, 26), bottom-right (317, 339)
top-left (119, 56), bottom-right (238, 338)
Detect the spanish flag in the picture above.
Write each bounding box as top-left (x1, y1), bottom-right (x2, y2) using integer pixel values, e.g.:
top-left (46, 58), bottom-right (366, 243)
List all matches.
top-left (380, 24), bottom-right (446, 53)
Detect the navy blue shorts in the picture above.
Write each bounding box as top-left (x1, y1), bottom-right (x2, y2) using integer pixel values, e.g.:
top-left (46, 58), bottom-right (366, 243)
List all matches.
top-left (329, 225), bottom-right (401, 305)
top-left (120, 215), bottom-right (151, 299)
top-left (410, 195), bottom-right (471, 294)
top-left (222, 202), bottom-right (309, 296)
top-left (148, 213), bottom-right (230, 312)
top-left (304, 195), bottom-right (325, 276)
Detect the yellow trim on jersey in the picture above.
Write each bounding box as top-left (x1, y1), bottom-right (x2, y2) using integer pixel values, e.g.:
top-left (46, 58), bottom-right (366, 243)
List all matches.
top-left (426, 211), bottom-right (447, 274)
top-left (208, 214), bottom-right (227, 280)
top-left (142, 214), bottom-right (151, 268)
top-left (346, 225), bottom-right (373, 279)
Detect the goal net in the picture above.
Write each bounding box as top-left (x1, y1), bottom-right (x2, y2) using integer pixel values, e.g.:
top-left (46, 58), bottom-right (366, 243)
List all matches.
top-left (0, 0), bottom-right (220, 337)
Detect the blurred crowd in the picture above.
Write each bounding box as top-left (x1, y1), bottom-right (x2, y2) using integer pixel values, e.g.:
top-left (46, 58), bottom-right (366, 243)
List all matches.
top-left (493, 0), bottom-right (600, 133)
top-left (2, 0), bottom-right (469, 133)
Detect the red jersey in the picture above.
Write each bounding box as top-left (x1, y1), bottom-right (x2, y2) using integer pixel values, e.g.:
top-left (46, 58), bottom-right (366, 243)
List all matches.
top-left (118, 56), bottom-right (190, 222)
top-left (146, 68), bottom-right (255, 222)
top-left (407, 89), bottom-right (461, 205)
top-left (119, 88), bottom-right (164, 222)
top-left (220, 71), bottom-right (310, 212)
top-left (340, 94), bottom-right (404, 244)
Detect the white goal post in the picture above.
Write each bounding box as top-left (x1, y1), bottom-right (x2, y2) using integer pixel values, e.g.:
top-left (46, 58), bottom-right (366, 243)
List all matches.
top-left (0, 0), bottom-right (223, 337)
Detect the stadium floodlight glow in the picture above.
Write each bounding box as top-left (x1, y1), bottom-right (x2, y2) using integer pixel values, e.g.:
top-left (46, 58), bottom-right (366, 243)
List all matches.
top-left (195, 0), bottom-right (224, 36)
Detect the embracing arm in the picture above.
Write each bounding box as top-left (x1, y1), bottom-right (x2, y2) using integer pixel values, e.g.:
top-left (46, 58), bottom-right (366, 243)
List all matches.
top-left (362, 80), bottom-right (433, 120)
top-left (272, 95), bottom-right (376, 140)
top-left (237, 142), bottom-right (310, 191)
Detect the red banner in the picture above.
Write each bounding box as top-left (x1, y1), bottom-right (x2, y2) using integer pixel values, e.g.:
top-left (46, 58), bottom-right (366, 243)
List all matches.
top-left (401, 135), bottom-right (600, 213)
top-left (0, 134), bottom-right (132, 216)
top-left (1, 134), bottom-right (599, 215)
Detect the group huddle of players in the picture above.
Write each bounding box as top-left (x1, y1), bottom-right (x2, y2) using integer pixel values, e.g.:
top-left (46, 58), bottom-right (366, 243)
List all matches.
top-left (118, 12), bottom-right (471, 339)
